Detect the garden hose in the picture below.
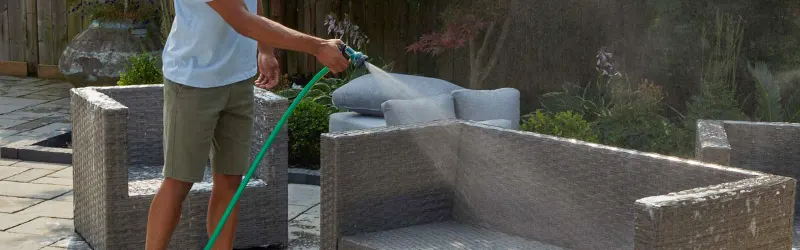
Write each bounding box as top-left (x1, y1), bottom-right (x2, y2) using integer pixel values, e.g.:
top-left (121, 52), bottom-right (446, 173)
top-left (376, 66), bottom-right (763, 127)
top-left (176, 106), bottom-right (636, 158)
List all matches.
top-left (204, 44), bottom-right (367, 250)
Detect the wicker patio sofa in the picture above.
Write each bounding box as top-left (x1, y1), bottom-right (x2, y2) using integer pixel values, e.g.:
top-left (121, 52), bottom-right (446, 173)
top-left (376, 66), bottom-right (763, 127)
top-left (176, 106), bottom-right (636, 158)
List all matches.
top-left (321, 120), bottom-right (796, 250)
top-left (696, 119), bottom-right (800, 248)
top-left (70, 85), bottom-right (289, 249)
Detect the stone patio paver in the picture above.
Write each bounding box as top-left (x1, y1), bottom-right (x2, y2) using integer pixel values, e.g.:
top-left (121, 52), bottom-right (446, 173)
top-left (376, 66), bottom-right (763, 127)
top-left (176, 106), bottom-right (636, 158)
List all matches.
top-left (0, 165), bottom-right (29, 179)
top-left (0, 181), bottom-right (71, 199)
top-left (0, 158), bottom-right (20, 165)
top-left (52, 191), bottom-right (73, 202)
top-left (0, 231), bottom-right (61, 249)
top-left (11, 162), bottom-right (69, 171)
top-left (33, 177), bottom-right (72, 186)
top-left (7, 217), bottom-right (74, 239)
top-left (0, 196), bottom-right (43, 213)
top-left (289, 213), bottom-right (321, 250)
top-left (0, 212), bottom-right (37, 230)
top-left (289, 184), bottom-right (320, 207)
top-left (16, 200), bottom-right (73, 219)
top-left (5, 169), bottom-right (56, 182)
top-left (0, 118), bottom-right (29, 129)
top-left (48, 167), bottom-right (73, 179)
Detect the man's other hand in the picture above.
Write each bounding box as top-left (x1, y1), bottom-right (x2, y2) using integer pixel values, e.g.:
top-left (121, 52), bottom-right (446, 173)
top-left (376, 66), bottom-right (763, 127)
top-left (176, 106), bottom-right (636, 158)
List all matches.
top-left (255, 51), bottom-right (280, 89)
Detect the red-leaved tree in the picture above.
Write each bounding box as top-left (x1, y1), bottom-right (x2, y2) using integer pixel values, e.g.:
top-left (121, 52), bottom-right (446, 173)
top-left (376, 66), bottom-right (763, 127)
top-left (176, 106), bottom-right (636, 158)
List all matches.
top-left (407, 0), bottom-right (513, 89)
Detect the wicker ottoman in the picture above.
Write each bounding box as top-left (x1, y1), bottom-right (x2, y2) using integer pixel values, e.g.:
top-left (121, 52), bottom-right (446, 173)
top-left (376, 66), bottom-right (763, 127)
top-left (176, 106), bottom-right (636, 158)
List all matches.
top-left (70, 85), bottom-right (288, 250)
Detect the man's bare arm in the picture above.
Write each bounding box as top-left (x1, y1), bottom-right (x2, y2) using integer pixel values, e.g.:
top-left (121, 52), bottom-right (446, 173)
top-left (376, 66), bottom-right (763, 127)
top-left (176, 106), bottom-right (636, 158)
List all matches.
top-left (208, 0), bottom-right (328, 58)
top-left (255, 0), bottom-right (274, 54)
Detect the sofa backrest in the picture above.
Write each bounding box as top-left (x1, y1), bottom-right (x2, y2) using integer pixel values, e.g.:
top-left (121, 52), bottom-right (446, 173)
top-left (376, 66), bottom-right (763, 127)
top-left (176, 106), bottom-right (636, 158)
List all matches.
top-left (453, 123), bottom-right (756, 249)
top-left (98, 86), bottom-right (165, 167)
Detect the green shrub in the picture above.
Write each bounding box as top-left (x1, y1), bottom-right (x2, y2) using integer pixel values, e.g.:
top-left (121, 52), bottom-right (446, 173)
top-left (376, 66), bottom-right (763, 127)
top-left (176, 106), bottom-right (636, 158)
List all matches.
top-left (118, 52), bottom-right (162, 86)
top-left (287, 100), bottom-right (336, 168)
top-left (521, 110), bottom-right (599, 143)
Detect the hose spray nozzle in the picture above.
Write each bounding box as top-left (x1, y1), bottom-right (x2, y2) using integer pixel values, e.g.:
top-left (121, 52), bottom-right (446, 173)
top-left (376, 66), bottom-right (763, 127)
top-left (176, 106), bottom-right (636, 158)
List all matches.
top-left (339, 44), bottom-right (369, 68)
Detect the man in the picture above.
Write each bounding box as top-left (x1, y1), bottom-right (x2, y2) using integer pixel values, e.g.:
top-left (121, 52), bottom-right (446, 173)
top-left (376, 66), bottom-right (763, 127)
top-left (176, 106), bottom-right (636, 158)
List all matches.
top-left (145, 0), bottom-right (349, 249)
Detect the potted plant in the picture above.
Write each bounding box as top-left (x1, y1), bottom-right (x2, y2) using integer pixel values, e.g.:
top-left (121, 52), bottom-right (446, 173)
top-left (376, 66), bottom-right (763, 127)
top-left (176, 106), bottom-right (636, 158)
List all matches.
top-left (59, 0), bottom-right (164, 88)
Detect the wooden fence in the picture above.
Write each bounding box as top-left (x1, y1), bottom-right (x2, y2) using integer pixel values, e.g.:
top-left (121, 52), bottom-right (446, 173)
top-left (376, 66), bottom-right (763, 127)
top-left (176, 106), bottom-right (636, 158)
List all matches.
top-left (0, 0), bottom-right (103, 77)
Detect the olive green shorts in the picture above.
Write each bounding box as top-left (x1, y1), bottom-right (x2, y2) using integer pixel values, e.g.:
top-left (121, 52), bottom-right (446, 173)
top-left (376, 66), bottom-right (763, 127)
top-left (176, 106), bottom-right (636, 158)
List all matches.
top-left (162, 77), bottom-right (255, 183)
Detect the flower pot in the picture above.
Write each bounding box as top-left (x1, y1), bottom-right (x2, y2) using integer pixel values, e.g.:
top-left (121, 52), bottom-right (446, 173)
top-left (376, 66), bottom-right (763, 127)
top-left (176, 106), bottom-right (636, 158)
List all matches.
top-left (59, 20), bottom-right (164, 88)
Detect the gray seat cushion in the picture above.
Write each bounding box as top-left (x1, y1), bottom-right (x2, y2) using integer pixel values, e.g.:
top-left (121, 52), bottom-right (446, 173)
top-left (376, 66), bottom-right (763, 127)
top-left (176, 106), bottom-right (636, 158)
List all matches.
top-left (329, 112), bottom-right (387, 132)
top-left (381, 94), bottom-right (456, 126)
top-left (332, 73), bottom-right (464, 117)
top-left (452, 88), bottom-right (520, 129)
top-left (339, 221), bottom-right (565, 250)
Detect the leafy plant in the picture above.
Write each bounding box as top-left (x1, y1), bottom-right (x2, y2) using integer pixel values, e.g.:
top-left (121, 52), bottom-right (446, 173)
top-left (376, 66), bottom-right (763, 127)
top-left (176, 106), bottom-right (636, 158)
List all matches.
top-left (747, 61), bottom-right (800, 122)
top-left (287, 100), bottom-right (337, 168)
top-left (595, 79), bottom-right (692, 156)
top-left (685, 8), bottom-right (749, 127)
top-left (323, 13), bottom-right (369, 50)
top-left (67, 0), bottom-right (160, 24)
top-left (521, 110), bottom-right (599, 143)
top-left (117, 52), bottom-right (162, 86)
top-left (539, 48), bottom-right (619, 121)
top-left (276, 78), bottom-right (345, 112)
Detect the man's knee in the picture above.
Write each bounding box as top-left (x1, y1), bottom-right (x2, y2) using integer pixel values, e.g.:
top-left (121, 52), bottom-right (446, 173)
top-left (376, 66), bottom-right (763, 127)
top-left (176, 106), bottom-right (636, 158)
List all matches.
top-left (159, 177), bottom-right (194, 198)
top-left (212, 174), bottom-right (243, 191)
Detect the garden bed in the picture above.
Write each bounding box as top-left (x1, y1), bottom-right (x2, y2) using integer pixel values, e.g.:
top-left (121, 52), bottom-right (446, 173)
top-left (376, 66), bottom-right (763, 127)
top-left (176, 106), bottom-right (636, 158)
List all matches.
top-left (0, 131), bottom-right (72, 164)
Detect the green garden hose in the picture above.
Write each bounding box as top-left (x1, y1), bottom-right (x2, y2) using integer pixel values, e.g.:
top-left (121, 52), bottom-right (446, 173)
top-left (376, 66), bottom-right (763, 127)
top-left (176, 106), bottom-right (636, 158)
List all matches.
top-left (204, 44), bottom-right (367, 250)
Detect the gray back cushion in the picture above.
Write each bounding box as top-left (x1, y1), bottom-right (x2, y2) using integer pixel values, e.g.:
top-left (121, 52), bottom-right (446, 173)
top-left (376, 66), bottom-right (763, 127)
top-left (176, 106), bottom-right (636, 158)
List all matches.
top-left (333, 73), bottom-right (464, 116)
top-left (451, 88), bottom-right (520, 129)
top-left (381, 94), bottom-right (456, 126)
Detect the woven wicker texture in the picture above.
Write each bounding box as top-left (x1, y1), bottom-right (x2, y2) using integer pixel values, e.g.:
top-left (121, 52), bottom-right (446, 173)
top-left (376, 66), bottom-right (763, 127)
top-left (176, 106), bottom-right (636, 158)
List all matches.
top-left (71, 85), bottom-right (288, 250)
top-left (696, 120), bottom-right (800, 248)
top-left (322, 121), bottom-right (796, 250)
top-left (340, 221), bottom-right (565, 250)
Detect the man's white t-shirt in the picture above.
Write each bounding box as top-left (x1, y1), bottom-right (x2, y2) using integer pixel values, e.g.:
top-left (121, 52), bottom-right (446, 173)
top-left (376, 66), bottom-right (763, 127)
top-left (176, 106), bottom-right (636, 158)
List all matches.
top-left (162, 0), bottom-right (259, 88)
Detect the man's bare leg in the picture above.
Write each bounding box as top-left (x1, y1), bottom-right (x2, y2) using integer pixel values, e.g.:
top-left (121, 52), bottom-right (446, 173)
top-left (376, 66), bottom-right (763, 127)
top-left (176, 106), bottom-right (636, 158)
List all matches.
top-left (207, 173), bottom-right (243, 250)
top-left (145, 178), bottom-right (193, 250)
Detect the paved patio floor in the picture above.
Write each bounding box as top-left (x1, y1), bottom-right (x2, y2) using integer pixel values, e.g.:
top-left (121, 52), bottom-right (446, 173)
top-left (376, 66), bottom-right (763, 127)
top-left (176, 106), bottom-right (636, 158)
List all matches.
top-left (0, 76), bottom-right (72, 148)
top-left (0, 75), bottom-right (321, 249)
top-left (0, 159), bottom-right (322, 249)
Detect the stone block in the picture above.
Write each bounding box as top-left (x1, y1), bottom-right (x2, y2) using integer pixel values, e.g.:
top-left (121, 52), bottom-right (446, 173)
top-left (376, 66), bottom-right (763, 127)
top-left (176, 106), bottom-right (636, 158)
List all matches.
top-left (5, 168), bottom-right (55, 182)
top-left (0, 196), bottom-right (42, 213)
top-left (17, 200), bottom-right (73, 219)
top-left (0, 181), bottom-right (71, 199)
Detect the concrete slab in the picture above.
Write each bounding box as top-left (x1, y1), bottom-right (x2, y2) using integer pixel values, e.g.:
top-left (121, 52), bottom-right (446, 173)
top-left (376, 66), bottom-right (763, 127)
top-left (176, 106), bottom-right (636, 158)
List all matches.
top-left (0, 181), bottom-right (71, 199)
top-left (0, 158), bottom-right (21, 165)
top-left (0, 231), bottom-right (61, 250)
top-left (52, 191), bottom-right (73, 202)
top-left (33, 177), bottom-right (72, 186)
top-left (7, 217), bottom-right (74, 239)
top-left (0, 110), bottom-right (59, 120)
top-left (0, 196), bottom-right (43, 213)
top-left (0, 97), bottom-right (47, 113)
top-left (0, 129), bottom-right (21, 138)
top-left (0, 135), bottom-right (37, 148)
top-left (306, 204), bottom-right (320, 215)
top-left (0, 165), bottom-right (29, 179)
top-left (5, 169), bottom-right (56, 182)
top-left (289, 205), bottom-right (310, 220)
top-left (0, 118), bottom-right (29, 129)
top-left (17, 123), bottom-right (71, 138)
top-left (288, 213), bottom-right (321, 250)
top-left (0, 212), bottom-right (37, 230)
top-left (16, 200), bottom-right (74, 219)
top-left (47, 167), bottom-right (72, 179)
top-left (288, 184), bottom-right (320, 207)
top-left (11, 161), bottom-right (69, 171)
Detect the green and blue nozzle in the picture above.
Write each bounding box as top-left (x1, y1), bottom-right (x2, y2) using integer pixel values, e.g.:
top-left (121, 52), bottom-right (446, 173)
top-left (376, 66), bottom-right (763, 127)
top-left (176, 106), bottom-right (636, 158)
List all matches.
top-left (339, 44), bottom-right (369, 68)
